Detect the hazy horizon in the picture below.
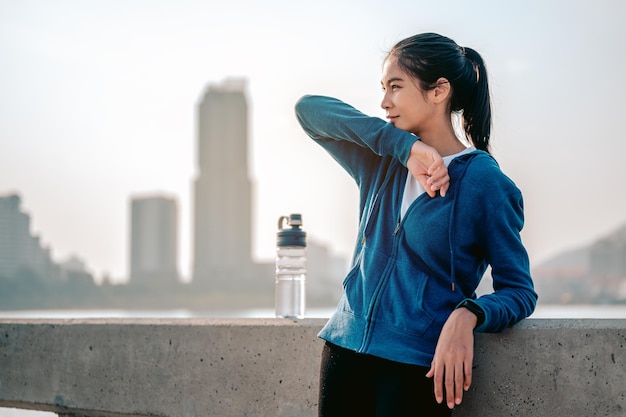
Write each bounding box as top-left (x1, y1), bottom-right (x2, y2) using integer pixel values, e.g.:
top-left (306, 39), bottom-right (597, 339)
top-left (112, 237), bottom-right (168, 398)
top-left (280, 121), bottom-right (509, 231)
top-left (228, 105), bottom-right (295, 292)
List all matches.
top-left (2, 1), bottom-right (626, 283)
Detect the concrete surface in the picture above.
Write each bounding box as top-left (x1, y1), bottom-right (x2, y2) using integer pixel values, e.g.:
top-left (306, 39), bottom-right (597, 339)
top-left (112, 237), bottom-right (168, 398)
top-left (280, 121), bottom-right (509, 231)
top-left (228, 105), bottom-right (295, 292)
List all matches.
top-left (0, 318), bottom-right (624, 416)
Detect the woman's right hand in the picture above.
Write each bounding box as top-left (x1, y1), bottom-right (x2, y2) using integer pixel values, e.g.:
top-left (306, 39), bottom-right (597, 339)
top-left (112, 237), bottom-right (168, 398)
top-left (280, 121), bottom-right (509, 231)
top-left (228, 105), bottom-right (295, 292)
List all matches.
top-left (407, 141), bottom-right (450, 197)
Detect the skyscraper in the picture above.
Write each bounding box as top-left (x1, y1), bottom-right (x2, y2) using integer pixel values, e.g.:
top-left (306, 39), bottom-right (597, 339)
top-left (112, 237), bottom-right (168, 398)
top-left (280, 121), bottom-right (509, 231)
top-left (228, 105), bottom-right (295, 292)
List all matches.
top-left (192, 79), bottom-right (257, 290)
top-left (129, 194), bottom-right (179, 286)
top-left (190, 78), bottom-right (347, 303)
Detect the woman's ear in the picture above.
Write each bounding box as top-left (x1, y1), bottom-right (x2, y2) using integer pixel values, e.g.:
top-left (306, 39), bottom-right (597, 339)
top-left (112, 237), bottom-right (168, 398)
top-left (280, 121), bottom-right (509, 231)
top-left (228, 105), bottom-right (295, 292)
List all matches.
top-left (432, 77), bottom-right (451, 104)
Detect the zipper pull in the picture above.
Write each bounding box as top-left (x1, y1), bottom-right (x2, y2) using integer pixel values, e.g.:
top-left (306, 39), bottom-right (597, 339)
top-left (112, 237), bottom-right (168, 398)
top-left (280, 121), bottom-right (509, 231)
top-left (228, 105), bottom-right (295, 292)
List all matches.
top-left (393, 220), bottom-right (401, 235)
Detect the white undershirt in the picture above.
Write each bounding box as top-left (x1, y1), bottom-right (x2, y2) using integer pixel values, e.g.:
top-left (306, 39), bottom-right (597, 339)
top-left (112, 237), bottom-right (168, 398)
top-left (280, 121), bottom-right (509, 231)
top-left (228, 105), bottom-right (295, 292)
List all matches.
top-left (400, 146), bottom-right (476, 219)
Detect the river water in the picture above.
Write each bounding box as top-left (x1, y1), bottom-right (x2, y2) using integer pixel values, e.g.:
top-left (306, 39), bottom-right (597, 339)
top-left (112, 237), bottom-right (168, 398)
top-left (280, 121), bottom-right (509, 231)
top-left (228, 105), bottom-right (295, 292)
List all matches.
top-left (1, 304), bottom-right (625, 417)
top-left (2, 304), bottom-right (626, 319)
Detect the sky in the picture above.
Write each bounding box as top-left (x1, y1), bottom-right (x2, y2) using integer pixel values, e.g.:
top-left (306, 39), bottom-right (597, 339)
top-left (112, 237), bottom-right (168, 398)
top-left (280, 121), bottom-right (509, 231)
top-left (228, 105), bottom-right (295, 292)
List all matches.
top-left (1, 0), bottom-right (626, 283)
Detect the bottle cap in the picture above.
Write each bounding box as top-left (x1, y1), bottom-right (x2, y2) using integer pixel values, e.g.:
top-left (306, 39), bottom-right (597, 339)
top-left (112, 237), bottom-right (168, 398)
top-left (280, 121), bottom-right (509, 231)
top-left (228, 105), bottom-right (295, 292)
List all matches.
top-left (277, 214), bottom-right (306, 247)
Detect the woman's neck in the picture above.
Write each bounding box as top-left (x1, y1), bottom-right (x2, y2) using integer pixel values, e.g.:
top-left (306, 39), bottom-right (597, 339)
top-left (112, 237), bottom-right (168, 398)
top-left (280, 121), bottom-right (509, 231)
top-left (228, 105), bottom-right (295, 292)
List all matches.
top-left (417, 124), bottom-right (466, 157)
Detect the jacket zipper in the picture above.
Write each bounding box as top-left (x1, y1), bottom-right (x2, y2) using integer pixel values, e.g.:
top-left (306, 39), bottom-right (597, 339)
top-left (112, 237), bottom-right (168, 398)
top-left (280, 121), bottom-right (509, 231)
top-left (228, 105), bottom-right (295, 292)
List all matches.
top-left (393, 220), bottom-right (401, 235)
top-left (359, 224), bottom-right (402, 353)
top-left (359, 166), bottom-right (406, 352)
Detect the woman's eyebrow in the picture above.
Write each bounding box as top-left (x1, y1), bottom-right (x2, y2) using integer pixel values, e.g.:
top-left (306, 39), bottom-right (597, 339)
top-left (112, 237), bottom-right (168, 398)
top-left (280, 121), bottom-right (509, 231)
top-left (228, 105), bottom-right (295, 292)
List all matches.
top-left (381, 77), bottom-right (405, 85)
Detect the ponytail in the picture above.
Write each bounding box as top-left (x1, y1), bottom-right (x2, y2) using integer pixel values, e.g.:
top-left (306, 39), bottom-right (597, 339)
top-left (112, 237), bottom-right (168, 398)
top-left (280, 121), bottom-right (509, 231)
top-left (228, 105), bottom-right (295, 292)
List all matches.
top-left (462, 47), bottom-right (491, 153)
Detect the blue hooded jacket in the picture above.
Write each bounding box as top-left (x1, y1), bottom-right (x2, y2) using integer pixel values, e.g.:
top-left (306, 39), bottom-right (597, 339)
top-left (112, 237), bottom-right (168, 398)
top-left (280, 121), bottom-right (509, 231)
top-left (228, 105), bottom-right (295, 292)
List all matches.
top-left (295, 95), bottom-right (538, 367)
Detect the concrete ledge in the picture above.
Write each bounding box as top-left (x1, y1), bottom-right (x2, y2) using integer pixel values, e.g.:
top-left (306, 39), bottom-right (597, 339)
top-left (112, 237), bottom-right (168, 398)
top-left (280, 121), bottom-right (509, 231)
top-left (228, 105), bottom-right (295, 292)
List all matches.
top-left (0, 318), bottom-right (624, 416)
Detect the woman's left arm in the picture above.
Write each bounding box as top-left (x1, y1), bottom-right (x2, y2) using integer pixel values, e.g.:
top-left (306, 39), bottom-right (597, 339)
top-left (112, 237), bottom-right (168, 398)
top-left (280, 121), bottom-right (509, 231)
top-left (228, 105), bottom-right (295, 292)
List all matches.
top-left (470, 187), bottom-right (538, 333)
top-left (428, 165), bottom-right (538, 409)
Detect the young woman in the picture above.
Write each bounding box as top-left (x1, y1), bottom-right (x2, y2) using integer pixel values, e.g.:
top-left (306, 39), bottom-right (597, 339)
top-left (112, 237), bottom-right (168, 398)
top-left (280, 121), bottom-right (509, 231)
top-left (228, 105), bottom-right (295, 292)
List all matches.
top-left (295, 33), bottom-right (537, 416)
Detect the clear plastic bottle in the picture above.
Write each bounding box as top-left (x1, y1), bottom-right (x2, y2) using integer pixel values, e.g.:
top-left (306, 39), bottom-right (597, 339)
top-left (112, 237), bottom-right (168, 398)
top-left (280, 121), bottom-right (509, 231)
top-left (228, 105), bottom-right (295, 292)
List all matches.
top-left (275, 213), bottom-right (306, 319)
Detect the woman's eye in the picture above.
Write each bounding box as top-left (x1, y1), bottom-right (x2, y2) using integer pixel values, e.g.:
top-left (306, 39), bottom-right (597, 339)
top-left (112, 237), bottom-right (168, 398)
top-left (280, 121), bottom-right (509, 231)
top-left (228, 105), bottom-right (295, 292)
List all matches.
top-left (381, 84), bottom-right (400, 92)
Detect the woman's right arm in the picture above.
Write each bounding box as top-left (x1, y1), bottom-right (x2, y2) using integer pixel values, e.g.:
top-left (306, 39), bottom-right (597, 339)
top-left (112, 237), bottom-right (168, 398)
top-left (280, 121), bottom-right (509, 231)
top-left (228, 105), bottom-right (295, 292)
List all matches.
top-left (295, 95), bottom-right (448, 196)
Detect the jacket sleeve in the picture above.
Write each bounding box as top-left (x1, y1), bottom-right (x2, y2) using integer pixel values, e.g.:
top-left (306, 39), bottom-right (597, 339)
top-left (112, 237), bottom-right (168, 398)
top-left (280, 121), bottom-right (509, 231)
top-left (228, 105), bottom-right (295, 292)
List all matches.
top-left (470, 185), bottom-right (538, 333)
top-left (454, 159), bottom-right (538, 333)
top-left (294, 95), bottom-right (418, 181)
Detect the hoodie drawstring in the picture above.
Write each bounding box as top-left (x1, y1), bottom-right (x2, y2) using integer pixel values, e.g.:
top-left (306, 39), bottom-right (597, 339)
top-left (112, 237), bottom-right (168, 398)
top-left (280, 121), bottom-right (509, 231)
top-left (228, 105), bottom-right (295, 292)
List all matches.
top-left (447, 160), bottom-right (473, 292)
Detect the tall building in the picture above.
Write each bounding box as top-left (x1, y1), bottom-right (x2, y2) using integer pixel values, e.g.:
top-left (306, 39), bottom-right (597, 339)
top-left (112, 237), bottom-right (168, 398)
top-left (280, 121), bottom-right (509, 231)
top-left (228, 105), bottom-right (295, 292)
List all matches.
top-left (129, 194), bottom-right (179, 286)
top-left (192, 79), bottom-right (258, 290)
top-left (190, 78), bottom-right (348, 302)
top-left (0, 193), bottom-right (60, 282)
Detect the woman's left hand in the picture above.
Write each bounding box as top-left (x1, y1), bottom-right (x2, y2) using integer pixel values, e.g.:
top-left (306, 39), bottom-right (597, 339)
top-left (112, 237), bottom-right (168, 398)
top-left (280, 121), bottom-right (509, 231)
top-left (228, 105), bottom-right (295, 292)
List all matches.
top-left (426, 307), bottom-right (477, 409)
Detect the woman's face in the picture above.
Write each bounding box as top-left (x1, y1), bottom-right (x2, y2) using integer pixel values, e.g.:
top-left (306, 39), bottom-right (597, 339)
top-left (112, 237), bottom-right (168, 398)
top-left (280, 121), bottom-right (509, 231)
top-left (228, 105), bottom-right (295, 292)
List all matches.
top-left (380, 57), bottom-right (435, 136)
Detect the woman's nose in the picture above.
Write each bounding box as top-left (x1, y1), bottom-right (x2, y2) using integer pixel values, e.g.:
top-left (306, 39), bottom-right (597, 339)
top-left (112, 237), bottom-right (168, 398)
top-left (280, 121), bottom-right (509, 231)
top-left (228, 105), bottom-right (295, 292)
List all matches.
top-left (380, 93), bottom-right (390, 110)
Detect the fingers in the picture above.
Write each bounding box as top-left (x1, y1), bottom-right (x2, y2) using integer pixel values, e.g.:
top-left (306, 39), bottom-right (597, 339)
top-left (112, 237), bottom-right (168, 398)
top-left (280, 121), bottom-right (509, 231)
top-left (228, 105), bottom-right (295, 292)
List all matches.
top-left (453, 362), bottom-right (464, 407)
top-left (439, 182), bottom-right (450, 197)
top-left (427, 360), bottom-right (471, 409)
top-left (424, 183), bottom-right (437, 198)
top-left (426, 162), bottom-right (450, 198)
top-left (428, 309), bottom-right (476, 409)
top-left (426, 156), bottom-right (444, 176)
top-left (426, 173), bottom-right (450, 197)
top-left (441, 362), bottom-right (466, 409)
top-left (444, 363), bottom-right (456, 408)
top-left (426, 363), bottom-right (445, 406)
top-left (463, 356), bottom-right (473, 392)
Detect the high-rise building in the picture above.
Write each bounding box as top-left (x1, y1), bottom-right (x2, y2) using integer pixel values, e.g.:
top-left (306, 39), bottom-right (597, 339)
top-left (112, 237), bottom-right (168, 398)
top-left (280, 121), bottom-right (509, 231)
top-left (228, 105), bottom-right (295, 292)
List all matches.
top-left (190, 78), bottom-right (347, 302)
top-left (129, 195), bottom-right (179, 286)
top-left (192, 79), bottom-right (258, 290)
top-left (0, 193), bottom-right (60, 282)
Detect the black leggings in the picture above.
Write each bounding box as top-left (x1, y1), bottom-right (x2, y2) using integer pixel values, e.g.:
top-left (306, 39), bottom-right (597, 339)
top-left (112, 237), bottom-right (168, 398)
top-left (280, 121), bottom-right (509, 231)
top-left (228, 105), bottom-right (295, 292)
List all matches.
top-left (319, 342), bottom-right (452, 417)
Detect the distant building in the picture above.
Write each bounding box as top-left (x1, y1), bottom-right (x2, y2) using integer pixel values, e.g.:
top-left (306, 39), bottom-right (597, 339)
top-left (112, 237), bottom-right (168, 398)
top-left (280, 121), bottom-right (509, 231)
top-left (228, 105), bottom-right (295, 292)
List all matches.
top-left (0, 193), bottom-right (60, 282)
top-left (129, 195), bottom-right (179, 286)
top-left (190, 78), bottom-right (347, 299)
top-left (192, 78), bottom-right (257, 290)
top-left (59, 255), bottom-right (95, 287)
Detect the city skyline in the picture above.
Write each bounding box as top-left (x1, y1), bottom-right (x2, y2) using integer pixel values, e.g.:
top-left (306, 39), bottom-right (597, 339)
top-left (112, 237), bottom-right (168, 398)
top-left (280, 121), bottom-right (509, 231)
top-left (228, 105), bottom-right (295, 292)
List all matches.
top-left (2, 1), bottom-right (626, 282)
top-left (0, 76), bottom-right (348, 296)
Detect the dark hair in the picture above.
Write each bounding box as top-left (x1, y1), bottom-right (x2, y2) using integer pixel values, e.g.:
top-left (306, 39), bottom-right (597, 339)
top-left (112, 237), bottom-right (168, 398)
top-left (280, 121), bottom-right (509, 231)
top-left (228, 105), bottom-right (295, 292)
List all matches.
top-left (387, 33), bottom-right (492, 153)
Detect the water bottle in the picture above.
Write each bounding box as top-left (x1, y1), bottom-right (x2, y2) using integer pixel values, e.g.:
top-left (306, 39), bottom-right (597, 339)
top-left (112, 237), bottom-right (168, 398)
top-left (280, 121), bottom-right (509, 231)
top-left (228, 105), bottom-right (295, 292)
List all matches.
top-left (275, 213), bottom-right (306, 319)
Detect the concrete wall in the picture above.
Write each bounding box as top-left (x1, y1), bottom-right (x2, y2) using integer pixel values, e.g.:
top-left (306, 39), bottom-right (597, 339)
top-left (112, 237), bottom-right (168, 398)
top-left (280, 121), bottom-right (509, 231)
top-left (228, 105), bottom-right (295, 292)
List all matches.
top-left (0, 318), bottom-right (624, 417)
